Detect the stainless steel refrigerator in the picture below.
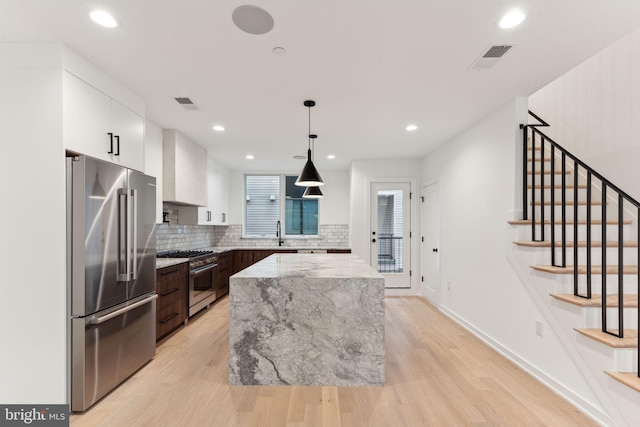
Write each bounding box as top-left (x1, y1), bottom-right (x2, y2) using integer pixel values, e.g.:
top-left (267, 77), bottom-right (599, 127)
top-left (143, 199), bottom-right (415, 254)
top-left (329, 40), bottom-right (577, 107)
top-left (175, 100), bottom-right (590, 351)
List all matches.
top-left (66, 155), bottom-right (157, 412)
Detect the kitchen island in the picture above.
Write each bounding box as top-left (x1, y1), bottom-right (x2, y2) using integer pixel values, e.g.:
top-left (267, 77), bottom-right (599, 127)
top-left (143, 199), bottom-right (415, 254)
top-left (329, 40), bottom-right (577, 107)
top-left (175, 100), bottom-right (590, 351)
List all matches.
top-left (229, 253), bottom-right (385, 386)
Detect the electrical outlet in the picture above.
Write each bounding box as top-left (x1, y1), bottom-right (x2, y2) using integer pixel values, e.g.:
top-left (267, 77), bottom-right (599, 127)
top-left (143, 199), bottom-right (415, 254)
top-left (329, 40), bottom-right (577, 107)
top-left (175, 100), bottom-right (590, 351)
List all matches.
top-left (535, 320), bottom-right (544, 337)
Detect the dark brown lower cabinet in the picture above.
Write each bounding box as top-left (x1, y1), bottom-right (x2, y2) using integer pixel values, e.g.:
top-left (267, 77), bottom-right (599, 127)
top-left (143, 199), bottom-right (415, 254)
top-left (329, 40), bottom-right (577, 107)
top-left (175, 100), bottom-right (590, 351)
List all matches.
top-left (156, 263), bottom-right (188, 341)
top-left (215, 252), bottom-right (232, 297)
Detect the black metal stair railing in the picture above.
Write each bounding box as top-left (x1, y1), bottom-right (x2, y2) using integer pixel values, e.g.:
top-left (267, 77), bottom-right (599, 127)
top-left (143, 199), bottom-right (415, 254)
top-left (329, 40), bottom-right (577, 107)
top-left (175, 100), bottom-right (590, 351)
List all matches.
top-left (520, 111), bottom-right (640, 378)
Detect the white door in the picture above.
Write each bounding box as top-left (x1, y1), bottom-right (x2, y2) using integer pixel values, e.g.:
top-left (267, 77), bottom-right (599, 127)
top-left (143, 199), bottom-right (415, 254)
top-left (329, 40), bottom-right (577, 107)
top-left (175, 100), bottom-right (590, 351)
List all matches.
top-left (421, 183), bottom-right (440, 304)
top-left (370, 182), bottom-right (411, 289)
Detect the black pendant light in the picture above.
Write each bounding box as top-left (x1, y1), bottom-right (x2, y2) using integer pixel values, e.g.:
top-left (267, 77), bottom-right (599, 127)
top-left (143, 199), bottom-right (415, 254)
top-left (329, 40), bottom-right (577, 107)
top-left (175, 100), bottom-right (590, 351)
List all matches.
top-left (303, 134), bottom-right (324, 198)
top-left (295, 100), bottom-right (324, 187)
top-left (303, 185), bottom-right (324, 198)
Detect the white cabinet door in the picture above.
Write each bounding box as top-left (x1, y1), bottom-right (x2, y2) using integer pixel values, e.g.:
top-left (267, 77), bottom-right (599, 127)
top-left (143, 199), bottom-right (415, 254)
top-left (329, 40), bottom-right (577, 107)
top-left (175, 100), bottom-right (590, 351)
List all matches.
top-left (63, 72), bottom-right (111, 162)
top-left (210, 161), bottom-right (229, 225)
top-left (64, 72), bottom-right (144, 171)
top-left (177, 157), bottom-right (228, 225)
top-left (111, 100), bottom-right (144, 171)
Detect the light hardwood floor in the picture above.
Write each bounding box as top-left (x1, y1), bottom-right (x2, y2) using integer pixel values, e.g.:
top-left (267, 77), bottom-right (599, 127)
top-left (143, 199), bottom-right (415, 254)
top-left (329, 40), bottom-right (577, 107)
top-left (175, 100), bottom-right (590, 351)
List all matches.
top-left (70, 296), bottom-right (596, 426)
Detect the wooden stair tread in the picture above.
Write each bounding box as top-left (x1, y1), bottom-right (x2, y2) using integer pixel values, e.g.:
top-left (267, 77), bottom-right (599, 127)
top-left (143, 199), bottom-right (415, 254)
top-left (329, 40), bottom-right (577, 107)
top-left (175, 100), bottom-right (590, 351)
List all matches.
top-left (527, 170), bottom-right (572, 175)
top-left (527, 157), bottom-right (553, 161)
top-left (604, 372), bottom-right (640, 393)
top-left (508, 219), bottom-right (632, 225)
top-left (574, 328), bottom-right (638, 348)
top-left (514, 240), bottom-right (638, 248)
top-left (531, 200), bottom-right (603, 206)
top-left (527, 184), bottom-right (588, 189)
top-left (533, 265), bottom-right (639, 274)
top-left (550, 293), bottom-right (638, 307)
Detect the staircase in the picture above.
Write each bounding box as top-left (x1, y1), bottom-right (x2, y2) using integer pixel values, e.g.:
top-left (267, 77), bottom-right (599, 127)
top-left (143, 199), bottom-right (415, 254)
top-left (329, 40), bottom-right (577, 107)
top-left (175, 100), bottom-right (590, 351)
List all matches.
top-left (510, 111), bottom-right (639, 426)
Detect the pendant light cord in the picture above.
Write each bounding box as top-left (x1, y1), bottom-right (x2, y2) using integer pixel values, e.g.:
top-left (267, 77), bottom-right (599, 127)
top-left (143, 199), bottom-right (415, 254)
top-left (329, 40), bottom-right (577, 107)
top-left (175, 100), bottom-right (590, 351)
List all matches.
top-left (308, 104), bottom-right (311, 151)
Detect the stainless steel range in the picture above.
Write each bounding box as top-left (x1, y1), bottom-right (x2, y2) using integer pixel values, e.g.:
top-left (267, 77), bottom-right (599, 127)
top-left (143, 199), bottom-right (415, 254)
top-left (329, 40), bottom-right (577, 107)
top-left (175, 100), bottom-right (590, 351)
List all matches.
top-left (157, 250), bottom-right (218, 316)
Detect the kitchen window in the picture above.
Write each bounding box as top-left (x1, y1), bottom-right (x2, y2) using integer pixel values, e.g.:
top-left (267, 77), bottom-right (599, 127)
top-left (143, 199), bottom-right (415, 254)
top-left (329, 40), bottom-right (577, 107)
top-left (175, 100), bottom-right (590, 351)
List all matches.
top-left (244, 175), bottom-right (319, 237)
top-left (284, 176), bottom-right (318, 235)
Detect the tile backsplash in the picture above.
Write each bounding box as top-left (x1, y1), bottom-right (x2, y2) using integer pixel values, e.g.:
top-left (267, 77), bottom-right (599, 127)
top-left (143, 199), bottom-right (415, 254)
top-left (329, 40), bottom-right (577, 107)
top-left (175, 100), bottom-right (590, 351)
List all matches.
top-left (156, 203), bottom-right (349, 251)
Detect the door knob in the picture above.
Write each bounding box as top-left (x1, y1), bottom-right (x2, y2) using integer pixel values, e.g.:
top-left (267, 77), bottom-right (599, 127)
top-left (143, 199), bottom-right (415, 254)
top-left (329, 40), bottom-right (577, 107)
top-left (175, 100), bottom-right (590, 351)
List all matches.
top-left (432, 248), bottom-right (438, 252)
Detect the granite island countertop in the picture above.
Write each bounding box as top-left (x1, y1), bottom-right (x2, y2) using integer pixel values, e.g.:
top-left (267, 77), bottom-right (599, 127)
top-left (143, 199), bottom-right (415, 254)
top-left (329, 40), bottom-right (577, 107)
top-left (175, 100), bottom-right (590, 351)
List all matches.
top-left (231, 252), bottom-right (380, 279)
top-left (229, 253), bottom-right (385, 387)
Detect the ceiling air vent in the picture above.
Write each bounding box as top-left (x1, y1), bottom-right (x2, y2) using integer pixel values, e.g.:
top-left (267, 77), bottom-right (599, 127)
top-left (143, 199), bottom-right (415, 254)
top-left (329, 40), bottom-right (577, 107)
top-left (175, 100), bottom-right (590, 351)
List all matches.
top-left (468, 44), bottom-right (514, 70)
top-left (174, 97), bottom-right (198, 110)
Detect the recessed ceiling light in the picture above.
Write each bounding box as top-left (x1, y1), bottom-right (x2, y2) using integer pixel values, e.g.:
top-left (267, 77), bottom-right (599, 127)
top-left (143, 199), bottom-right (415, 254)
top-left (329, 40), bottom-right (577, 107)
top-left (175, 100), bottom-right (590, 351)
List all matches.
top-left (245, 154), bottom-right (254, 160)
top-left (212, 125), bottom-right (225, 131)
top-left (293, 155), bottom-right (306, 160)
top-left (499, 10), bottom-right (526, 29)
top-left (90, 11), bottom-right (117, 28)
top-left (273, 47), bottom-right (287, 56)
top-left (405, 125), bottom-right (418, 131)
top-left (327, 154), bottom-right (336, 159)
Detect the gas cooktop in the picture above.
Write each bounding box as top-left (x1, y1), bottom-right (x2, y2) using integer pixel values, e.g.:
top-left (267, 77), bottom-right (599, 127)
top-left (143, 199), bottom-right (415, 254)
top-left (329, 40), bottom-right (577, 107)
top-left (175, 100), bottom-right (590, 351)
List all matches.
top-left (156, 250), bottom-right (214, 259)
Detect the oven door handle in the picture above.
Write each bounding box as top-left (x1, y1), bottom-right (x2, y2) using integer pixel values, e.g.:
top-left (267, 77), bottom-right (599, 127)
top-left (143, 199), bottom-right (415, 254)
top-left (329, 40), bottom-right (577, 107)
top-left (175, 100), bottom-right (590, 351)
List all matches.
top-left (190, 263), bottom-right (218, 276)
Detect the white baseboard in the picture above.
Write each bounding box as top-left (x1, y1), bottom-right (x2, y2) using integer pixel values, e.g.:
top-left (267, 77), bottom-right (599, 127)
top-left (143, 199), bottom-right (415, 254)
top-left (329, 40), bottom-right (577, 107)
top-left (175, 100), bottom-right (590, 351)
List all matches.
top-left (436, 303), bottom-right (613, 427)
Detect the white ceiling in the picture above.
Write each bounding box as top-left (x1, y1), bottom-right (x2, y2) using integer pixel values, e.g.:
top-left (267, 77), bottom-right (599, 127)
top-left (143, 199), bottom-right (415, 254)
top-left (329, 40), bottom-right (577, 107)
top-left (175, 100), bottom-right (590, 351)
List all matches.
top-left (2, 1), bottom-right (640, 171)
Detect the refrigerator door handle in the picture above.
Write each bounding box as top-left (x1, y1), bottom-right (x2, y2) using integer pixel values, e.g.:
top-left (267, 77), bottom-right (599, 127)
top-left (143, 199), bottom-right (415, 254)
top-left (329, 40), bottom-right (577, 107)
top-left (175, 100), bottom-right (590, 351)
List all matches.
top-left (117, 188), bottom-right (130, 282)
top-left (88, 294), bottom-right (158, 325)
top-left (131, 188), bottom-right (138, 280)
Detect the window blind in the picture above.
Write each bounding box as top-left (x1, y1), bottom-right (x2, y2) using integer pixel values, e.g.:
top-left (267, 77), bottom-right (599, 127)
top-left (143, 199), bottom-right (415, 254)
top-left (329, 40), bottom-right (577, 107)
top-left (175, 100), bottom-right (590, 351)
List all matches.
top-left (245, 175), bottom-right (280, 236)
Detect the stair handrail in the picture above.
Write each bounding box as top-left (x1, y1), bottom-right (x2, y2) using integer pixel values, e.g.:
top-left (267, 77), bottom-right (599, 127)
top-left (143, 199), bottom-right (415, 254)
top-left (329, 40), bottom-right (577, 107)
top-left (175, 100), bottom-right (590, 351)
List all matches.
top-left (520, 111), bottom-right (639, 376)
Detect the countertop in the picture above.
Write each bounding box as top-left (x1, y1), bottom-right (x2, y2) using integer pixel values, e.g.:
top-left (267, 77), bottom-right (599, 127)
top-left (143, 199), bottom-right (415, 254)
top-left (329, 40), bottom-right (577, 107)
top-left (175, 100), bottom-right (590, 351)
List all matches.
top-left (156, 258), bottom-right (189, 269)
top-left (155, 247), bottom-right (351, 269)
top-left (200, 246), bottom-right (349, 254)
top-left (231, 253), bottom-right (382, 279)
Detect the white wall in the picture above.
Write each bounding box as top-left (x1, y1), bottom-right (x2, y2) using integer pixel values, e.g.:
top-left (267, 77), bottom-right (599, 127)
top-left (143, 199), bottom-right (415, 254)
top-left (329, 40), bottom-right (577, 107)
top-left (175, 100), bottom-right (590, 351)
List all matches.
top-left (349, 159), bottom-right (421, 295)
top-left (421, 98), bottom-right (604, 419)
top-left (529, 27), bottom-right (640, 201)
top-left (227, 169), bottom-right (350, 226)
top-left (0, 45), bottom-right (67, 403)
top-left (144, 119), bottom-right (164, 224)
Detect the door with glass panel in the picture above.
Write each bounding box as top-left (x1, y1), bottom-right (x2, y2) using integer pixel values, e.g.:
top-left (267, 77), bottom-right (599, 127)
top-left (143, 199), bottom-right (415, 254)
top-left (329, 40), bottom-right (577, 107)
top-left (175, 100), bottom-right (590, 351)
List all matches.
top-left (370, 182), bottom-right (411, 288)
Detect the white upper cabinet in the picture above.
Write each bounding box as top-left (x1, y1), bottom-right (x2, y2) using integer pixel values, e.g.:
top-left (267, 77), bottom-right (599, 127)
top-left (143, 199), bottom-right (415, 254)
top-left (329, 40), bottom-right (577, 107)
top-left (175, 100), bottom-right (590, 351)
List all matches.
top-left (209, 158), bottom-right (229, 225)
top-left (63, 71), bottom-right (145, 171)
top-left (163, 129), bottom-right (208, 207)
top-left (178, 156), bottom-right (229, 225)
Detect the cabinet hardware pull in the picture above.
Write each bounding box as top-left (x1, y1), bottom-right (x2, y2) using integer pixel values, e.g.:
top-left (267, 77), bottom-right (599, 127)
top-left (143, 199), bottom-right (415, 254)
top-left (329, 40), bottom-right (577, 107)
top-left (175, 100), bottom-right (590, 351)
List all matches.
top-left (160, 268), bottom-right (179, 276)
top-left (160, 288), bottom-right (179, 297)
top-left (114, 135), bottom-right (120, 156)
top-left (160, 312), bottom-right (179, 323)
top-left (108, 132), bottom-right (114, 154)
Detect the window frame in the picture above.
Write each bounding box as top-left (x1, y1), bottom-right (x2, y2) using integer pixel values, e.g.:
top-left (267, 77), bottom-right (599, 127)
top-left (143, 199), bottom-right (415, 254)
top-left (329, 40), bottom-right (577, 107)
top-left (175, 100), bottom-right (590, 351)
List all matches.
top-left (243, 173), bottom-right (320, 238)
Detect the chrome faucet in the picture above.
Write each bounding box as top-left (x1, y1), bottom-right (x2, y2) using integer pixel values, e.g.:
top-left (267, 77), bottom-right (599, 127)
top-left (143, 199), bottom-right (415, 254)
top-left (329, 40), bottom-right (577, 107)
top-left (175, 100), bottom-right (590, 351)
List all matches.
top-left (276, 220), bottom-right (284, 246)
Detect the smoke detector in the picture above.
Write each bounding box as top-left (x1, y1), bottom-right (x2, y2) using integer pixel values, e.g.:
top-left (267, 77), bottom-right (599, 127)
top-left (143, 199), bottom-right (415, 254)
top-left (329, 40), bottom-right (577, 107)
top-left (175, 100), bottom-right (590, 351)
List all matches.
top-left (468, 44), bottom-right (514, 70)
